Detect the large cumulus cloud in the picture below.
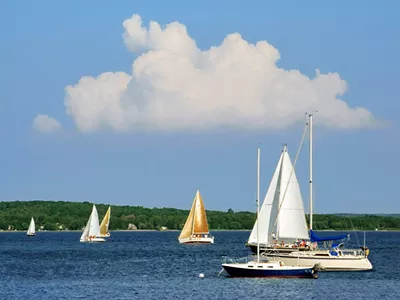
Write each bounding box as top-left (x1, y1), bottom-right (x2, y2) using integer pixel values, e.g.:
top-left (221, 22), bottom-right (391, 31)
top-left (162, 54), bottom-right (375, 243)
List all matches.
top-left (36, 14), bottom-right (378, 132)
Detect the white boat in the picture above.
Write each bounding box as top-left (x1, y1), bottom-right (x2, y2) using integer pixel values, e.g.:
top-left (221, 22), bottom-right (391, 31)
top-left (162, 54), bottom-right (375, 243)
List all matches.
top-left (178, 190), bottom-right (214, 244)
top-left (80, 204), bottom-right (106, 243)
top-left (26, 217), bottom-right (36, 236)
top-left (248, 114), bottom-right (372, 271)
top-left (99, 206), bottom-right (111, 238)
top-left (222, 148), bottom-right (319, 279)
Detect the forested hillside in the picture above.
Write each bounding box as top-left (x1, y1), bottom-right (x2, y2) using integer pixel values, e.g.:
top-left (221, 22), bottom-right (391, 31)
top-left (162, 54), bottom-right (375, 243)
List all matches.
top-left (0, 201), bottom-right (399, 231)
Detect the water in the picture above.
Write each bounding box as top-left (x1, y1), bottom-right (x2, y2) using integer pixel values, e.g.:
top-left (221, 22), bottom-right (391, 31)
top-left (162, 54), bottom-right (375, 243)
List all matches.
top-left (0, 231), bottom-right (399, 299)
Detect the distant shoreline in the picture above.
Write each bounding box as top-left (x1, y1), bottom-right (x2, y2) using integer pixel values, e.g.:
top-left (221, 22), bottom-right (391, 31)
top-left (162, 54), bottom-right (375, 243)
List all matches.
top-left (1, 229), bottom-right (399, 233)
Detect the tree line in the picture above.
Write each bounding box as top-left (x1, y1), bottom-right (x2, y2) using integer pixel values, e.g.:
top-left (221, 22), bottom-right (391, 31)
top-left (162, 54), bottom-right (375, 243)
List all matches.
top-left (0, 201), bottom-right (399, 231)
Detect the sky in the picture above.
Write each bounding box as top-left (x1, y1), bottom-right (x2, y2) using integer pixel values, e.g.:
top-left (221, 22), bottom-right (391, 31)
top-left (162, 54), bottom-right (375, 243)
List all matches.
top-left (1, 0), bottom-right (399, 213)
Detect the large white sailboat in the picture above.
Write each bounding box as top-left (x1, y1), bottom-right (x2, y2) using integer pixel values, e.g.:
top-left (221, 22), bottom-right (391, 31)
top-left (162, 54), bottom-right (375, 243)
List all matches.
top-left (27, 217), bottom-right (36, 236)
top-left (248, 114), bottom-right (373, 271)
top-left (80, 204), bottom-right (106, 243)
top-left (222, 148), bottom-right (319, 279)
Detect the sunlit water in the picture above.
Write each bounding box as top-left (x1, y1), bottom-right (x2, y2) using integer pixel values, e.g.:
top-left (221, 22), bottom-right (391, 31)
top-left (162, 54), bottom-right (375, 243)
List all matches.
top-left (0, 231), bottom-right (398, 299)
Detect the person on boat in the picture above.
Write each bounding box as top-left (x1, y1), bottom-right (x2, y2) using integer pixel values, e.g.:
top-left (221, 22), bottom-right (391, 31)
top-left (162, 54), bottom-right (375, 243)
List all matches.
top-left (280, 240), bottom-right (285, 247)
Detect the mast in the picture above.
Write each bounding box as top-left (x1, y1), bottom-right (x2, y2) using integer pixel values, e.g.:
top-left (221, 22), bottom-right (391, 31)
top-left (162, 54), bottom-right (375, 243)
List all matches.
top-left (309, 113), bottom-right (313, 230)
top-left (256, 148), bottom-right (261, 263)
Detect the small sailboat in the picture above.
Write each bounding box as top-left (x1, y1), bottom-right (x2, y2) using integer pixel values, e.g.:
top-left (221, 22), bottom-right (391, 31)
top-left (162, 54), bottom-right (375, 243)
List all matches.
top-left (26, 217), bottom-right (36, 236)
top-left (99, 206), bottom-right (111, 238)
top-left (178, 190), bottom-right (214, 244)
top-left (80, 204), bottom-right (106, 243)
top-left (221, 148), bottom-right (319, 278)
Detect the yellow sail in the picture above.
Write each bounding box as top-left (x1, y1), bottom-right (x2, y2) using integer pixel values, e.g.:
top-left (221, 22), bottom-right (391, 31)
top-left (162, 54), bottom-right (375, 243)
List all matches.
top-left (179, 190), bottom-right (209, 239)
top-left (179, 198), bottom-right (196, 239)
top-left (192, 190), bottom-right (209, 234)
top-left (99, 206), bottom-right (111, 236)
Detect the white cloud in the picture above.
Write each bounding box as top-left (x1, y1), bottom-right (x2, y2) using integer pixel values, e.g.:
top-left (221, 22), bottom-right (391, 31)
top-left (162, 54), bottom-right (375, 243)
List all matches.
top-left (32, 114), bottom-right (62, 133)
top-left (63, 14), bottom-right (378, 132)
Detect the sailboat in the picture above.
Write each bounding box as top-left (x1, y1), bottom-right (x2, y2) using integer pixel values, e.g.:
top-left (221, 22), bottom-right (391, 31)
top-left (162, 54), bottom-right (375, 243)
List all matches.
top-left (26, 217), bottom-right (36, 236)
top-left (178, 190), bottom-right (214, 244)
top-left (222, 148), bottom-right (319, 278)
top-left (80, 204), bottom-right (106, 243)
top-left (247, 114), bottom-right (373, 271)
top-left (99, 206), bottom-right (111, 238)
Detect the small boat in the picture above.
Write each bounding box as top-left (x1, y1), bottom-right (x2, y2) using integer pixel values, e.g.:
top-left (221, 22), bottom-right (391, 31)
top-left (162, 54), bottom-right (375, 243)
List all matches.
top-left (221, 148), bottom-right (318, 279)
top-left (99, 206), bottom-right (111, 238)
top-left (26, 217), bottom-right (36, 236)
top-left (80, 204), bottom-right (106, 243)
top-left (178, 190), bottom-right (214, 244)
top-left (222, 256), bottom-right (319, 278)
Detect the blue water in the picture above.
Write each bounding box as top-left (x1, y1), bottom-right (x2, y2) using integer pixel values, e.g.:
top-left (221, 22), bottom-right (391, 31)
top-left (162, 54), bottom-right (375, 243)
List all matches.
top-left (0, 231), bottom-right (399, 299)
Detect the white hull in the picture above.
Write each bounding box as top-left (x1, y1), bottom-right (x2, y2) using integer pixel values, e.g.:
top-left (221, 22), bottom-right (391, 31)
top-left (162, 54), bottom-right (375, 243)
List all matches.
top-left (80, 237), bottom-right (106, 243)
top-left (98, 233), bottom-right (111, 238)
top-left (267, 252), bottom-right (373, 271)
top-left (27, 233), bottom-right (36, 236)
top-left (179, 236), bottom-right (214, 244)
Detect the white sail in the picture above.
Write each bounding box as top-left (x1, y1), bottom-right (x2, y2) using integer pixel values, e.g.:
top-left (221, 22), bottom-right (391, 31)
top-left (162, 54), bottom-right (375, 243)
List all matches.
top-left (27, 217), bottom-right (36, 235)
top-left (248, 151), bottom-right (283, 245)
top-left (80, 214), bottom-right (92, 241)
top-left (88, 205), bottom-right (101, 237)
top-left (276, 150), bottom-right (309, 241)
top-left (248, 145), bottom-right (308, 245)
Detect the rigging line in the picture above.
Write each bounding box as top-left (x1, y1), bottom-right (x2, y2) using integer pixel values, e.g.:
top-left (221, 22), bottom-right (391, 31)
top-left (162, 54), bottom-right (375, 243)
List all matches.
top-left (347, 212), bottom-right (360, 247)
top-left (270, 120), bottom-right (309, 237)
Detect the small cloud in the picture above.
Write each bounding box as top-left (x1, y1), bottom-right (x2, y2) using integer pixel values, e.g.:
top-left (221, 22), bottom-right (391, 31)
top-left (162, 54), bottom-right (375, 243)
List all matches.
top-left (32, 114), bottom-right (62, 133)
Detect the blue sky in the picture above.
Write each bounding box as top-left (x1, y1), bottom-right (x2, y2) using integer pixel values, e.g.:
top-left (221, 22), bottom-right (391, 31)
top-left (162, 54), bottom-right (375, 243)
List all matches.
top-left (1, 0), bottom-right (399, 213)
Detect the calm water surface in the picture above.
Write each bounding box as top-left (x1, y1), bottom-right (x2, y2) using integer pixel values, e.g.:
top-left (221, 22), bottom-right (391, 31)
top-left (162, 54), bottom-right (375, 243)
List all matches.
top-left (0, 231), bottom-right (399, 299)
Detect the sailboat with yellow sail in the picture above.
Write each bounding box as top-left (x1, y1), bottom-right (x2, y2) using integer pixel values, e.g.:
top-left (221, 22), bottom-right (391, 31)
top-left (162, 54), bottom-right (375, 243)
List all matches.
top-left (178, 190), bottom-right (214, 244)
top-left (99, 206), bottom-right (111, 238)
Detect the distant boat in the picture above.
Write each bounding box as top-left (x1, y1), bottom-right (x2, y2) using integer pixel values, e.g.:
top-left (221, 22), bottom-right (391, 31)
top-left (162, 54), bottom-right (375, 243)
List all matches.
top-left (222, 148), bottom-right (319, 278)
top-left (80, 205), bottom-right (106, 243)
top-left (99, 206), bottom-right (111, 238)
top-left (26, 217), bottom-right (36, 236)
top-left (178, 190), bottom-right (214, 244)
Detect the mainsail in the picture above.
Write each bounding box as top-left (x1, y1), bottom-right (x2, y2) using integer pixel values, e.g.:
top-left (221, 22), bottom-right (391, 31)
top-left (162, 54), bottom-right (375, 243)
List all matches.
top-left (179, 190), bottom-right (210, 240)
top-left (99, 206), bottom-right (111, 236)
top-left (248, 145), bottom-right (308, 245)
top-left (27, 217), bottom-right (36, 235)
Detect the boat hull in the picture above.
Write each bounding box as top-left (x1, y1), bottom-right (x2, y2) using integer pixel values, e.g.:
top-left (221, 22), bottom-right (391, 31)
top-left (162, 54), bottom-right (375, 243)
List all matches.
top-left (179, 236), bottom-right (214, 244)
top-left (267, 253), bottom-right (373, 271)
top-left (27, 233), bottom-right (36, 236)
top-left (222, 263), bottom-right (317, 278)
top-left (80, 237), bottom-right (106, 243)
top-left (98, 233), bottom-right (111, 238)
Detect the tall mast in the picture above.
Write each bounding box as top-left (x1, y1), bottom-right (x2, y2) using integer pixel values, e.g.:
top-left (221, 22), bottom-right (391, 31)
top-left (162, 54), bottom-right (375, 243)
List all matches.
top-left (256, 147), bottom-right (261, 263)
top-left (309, 113), bottom-right (313, 230)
